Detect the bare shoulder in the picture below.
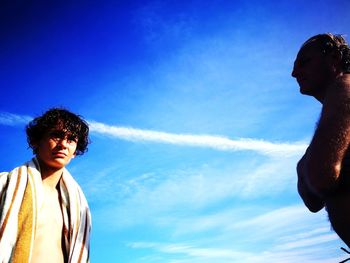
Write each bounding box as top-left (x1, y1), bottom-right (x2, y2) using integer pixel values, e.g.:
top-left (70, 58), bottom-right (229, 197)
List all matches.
top-left (320, 75), bottom-right (350, 148)
top-left (302, 75), bottom-right (350, 195)
top-left (325, 75), bottom-right (350, 106)
top-left (321, 75), bottom-right (350, 127)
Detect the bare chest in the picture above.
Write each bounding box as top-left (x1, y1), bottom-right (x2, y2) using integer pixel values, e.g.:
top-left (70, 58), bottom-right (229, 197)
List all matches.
top-left (30, 187), bottom-right (65, 263)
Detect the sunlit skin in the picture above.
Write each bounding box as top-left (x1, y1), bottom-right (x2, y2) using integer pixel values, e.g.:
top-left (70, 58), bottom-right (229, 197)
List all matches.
top-left (292, 40), bottom-right (350, 247)
top-left (30, 130), bottom-right (78, 263)
top-left (292, 45), bottom-right (336, 102)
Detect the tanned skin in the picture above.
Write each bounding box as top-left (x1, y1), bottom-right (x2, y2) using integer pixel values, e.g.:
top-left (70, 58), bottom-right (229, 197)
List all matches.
top-left (292, 34), bottom-right (350, 247)
top-left (30, 130), bottom-right (78, 262)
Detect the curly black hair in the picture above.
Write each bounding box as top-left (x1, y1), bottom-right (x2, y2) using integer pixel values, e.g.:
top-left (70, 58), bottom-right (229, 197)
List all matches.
top-left (26, 108), bottom-right (90, 156)
top-left (301, 33), bottom-right (350, 73)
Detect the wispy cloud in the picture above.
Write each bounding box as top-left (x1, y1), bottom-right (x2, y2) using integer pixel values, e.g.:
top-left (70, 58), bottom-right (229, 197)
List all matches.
top-left (0, 112), bottom-right (307, 156)
top-left (275, 233), bottom-right (339, 250)
top-left (89, 120), bottom-right (307, 156)
top-left (0, 112), bottom-right (32, 126)
top-left (129, 242), bottom-right (251, 261)
top-left (128, 240), bottom-right (341, 263)
top-left (125, 206), bottom-right (342, 263)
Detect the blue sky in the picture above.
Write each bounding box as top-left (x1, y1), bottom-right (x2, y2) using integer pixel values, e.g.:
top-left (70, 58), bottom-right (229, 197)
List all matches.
top-left (1, 0), bottom-right (350, 262)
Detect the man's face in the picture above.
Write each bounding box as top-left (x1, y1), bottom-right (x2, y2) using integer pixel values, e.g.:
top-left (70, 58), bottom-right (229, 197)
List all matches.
top-left (35, 129), bottom-right (78, 170)
top-left (292, 45), bottom-right (333, 97)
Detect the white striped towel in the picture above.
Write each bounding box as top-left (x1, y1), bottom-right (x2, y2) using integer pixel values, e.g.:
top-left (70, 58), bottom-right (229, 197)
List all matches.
top-left (0, 158), bottom-right (91, 262)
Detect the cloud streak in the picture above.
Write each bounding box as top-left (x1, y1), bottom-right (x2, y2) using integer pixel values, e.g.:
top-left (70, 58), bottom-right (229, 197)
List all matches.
top-left (0, 112), bottom-right (32, 126)
top-left (89, 120), bottom-right (307, 156)
top-left (0, 112), bottom-right (308, 156)
top-left (125, 206), bottom-right (342, 263)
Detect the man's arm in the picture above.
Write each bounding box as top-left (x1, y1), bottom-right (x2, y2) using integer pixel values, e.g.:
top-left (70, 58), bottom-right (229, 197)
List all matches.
top-left (302, 78), bottom-right (350, 197)
top-left (297, 153), bottom-right (325, 212)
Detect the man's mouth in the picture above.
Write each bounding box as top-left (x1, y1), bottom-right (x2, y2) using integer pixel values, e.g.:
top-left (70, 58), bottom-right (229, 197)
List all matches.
top-left (53, 152), bottom-right (67, 157)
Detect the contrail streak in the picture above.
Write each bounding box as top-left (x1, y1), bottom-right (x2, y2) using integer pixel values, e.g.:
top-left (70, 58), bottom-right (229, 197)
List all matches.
top-left (0, 112), bottom-right (32, 126)
top-left (0, 112), bottom-right (307, 156)
top-left (89, 121), bottom-right (307, 156)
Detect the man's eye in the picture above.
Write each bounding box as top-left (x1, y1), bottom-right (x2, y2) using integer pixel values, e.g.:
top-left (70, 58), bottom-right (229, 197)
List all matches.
top-left (298, 57), bottom-right (311, 67)
top-left (50, 131), bottom-right (63, 139)
top-left (68, 136), bottom-right (78, 143)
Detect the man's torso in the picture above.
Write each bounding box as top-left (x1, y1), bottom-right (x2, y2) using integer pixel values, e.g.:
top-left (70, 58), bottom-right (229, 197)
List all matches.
top-left (30, 185), bottom-right (65, 263)
top-left (326, 148), bottom-right (350, 247)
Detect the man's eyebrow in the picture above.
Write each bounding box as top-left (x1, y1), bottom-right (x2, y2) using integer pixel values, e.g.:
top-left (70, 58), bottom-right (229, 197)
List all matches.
top-left (49, 130), bottom-right (64, 134)
top-left (49, 130), bottom-right (76, 137)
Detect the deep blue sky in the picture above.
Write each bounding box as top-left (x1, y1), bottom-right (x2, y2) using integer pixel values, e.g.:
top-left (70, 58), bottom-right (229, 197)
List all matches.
top-left (1, 0), bottom-right (350, 262)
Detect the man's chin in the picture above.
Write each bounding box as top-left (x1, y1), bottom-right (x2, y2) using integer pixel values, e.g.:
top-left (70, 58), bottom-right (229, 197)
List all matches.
top-left (300, 86), bottom-right (315, 96)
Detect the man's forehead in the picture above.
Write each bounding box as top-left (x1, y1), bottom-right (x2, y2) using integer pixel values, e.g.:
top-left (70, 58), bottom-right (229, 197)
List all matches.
top-left (47, 125), bottom-right (74, 135)
top-left (296, 45), bottom-right (320, 60)
top-left (47, 129), bottom-right (70, 135)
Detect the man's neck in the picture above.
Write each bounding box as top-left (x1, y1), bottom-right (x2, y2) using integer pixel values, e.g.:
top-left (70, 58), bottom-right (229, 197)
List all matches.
top-left (37, 159), bottom-right (64, 189)
top-left (312, 91), bottom-right (326, 104)
top-left (313, 73), bottom-right (350, 104)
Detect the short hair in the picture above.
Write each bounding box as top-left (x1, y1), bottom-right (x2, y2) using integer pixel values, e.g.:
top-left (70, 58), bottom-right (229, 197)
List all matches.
top-left (301, 33), bottom-right (350, 73)
top-left (26, 108), bottom-right (90, 156)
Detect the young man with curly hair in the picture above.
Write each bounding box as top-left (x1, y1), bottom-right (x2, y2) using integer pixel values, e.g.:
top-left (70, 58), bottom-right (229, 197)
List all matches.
top-left (292, 33), bottom-right (350, 248)
top-left (0, 108), bottom-right (91, 262)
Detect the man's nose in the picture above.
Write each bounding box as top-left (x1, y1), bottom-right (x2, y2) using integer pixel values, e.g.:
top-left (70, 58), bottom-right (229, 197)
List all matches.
top-left (291, 65), bottom-right (298, 78)
top-left (57, 138), bottom-right (69, 148)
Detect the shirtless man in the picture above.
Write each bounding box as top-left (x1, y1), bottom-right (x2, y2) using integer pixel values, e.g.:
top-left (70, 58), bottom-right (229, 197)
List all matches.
top-left (292, 33), bottom-right (350, 247)
top-left (0, 108), bottom-right (91, 262)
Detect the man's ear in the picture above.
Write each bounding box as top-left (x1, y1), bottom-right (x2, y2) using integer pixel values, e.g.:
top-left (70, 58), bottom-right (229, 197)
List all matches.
top-left (327, 49), bottom-right (343, 73)
top-left (331, 49), bottom-right (342, 65)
